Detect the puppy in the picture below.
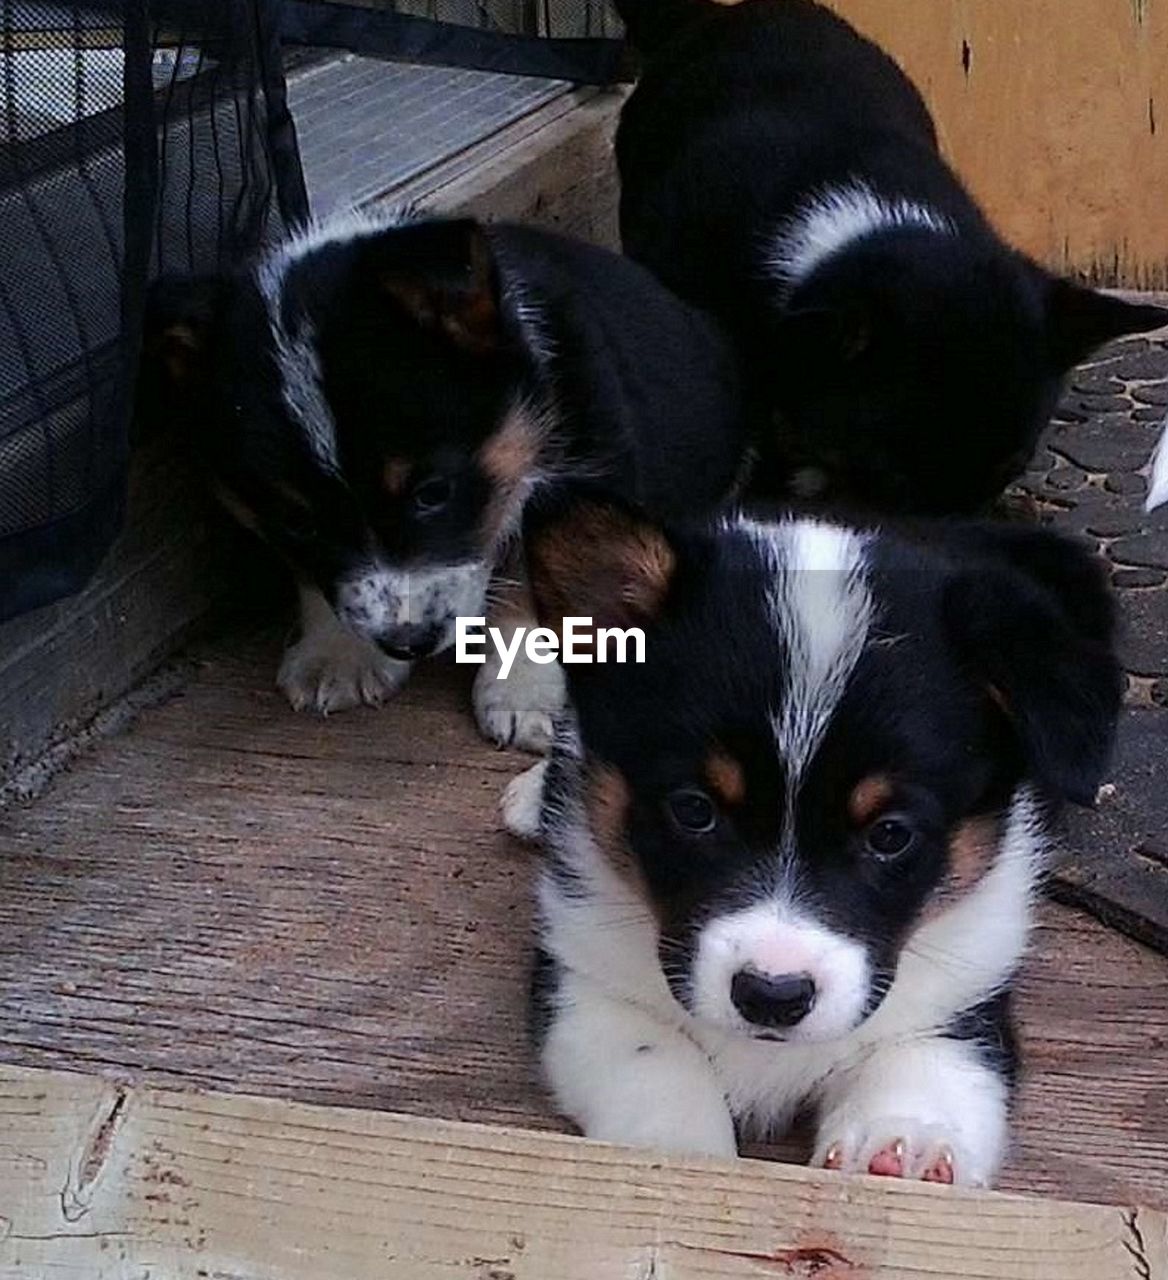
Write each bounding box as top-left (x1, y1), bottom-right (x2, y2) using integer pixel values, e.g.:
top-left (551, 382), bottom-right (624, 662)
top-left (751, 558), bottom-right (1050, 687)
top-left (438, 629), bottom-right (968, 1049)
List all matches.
top-left (504, 488), bottom-right (1120, 1186)
top-left (145, 211), bottom-right (748, 749)
top-left (613, 0), bottom-right (1168, 513)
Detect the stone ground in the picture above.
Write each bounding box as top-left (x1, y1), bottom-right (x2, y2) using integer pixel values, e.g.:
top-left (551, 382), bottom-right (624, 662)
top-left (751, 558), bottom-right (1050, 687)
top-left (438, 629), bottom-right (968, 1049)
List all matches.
top-left (1014, 335), bottom-right (1168, 950)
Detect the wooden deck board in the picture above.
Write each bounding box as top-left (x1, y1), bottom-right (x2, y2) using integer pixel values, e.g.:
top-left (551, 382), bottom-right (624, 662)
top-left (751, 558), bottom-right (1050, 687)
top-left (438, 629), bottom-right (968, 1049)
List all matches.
top-left (1, 627), bottom-right (1165, 1211)
top-left (2, 1064), bottom-right (1164, 1280)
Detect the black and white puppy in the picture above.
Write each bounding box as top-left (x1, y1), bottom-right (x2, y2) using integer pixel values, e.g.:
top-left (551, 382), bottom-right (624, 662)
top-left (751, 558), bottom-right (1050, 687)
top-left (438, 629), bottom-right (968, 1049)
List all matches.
top-left (504, 489), bottom-right (1120, 1186)
top-left (613, 0), bottom-right (1168, 513)
top-left (145, 210), bottom-right (748, 749)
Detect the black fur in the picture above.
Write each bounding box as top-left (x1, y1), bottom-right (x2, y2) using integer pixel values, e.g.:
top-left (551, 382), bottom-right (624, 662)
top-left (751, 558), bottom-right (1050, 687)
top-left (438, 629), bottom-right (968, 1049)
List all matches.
top-left (946, 992), bottom-right (1020, 1090)
top-left (529, 946), bottom-right (560, 1047)
top-left (613, 0), bottom-right (1168, 514)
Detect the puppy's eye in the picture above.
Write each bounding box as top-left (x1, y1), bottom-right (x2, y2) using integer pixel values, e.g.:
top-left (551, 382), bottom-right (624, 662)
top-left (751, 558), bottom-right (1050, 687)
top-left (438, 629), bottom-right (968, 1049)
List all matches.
top-left (864, 814), bottom-right (916, 861)
top-left (412, 476), bottom-right (453, 515)
top-left (666, 788), bottom-right (717, 834)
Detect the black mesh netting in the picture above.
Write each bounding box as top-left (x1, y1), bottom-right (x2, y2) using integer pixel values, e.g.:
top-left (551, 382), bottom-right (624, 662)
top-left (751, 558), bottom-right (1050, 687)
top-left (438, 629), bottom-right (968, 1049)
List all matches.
top-left (0, 0), bottom-right (307, 623)
top-left (281, 0), bottom-right (627, 84)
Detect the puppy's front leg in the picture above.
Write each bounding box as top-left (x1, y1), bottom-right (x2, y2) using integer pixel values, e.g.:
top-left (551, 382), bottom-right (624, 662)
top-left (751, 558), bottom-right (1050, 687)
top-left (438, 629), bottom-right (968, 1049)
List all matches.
top-left (541, 965), bottom-right (736, 1158)
top-left (473, 561), bottom-right (565, 753)
top-left (812, 1033), bottom-right (1010, 1188)
top-left (278, 584), bottom-right (412, 714)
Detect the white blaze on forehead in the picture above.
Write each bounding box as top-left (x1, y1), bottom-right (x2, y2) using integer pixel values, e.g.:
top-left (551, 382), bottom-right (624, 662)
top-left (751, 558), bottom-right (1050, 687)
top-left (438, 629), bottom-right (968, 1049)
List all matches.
top-left (253, 205), bottom-right (418, 476)
top-left (768, 179), bottom-right (955, 299)
top-left (272, 319), bottom-right (339, 472)
top-left (740, 518), bottom-right (873, 788)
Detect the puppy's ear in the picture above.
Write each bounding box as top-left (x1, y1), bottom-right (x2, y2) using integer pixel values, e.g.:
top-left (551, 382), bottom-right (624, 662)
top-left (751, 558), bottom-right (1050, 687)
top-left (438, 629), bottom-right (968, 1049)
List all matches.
top-left (1042, 274), bottom-right (1168, 371)
top-left (524, 486), bottom-right (677, 643)
top-left (369, 218), bottom-right (505, 354)
top-left (142, 275), bottom-right (223, 387)
top-left (942, 526), bottom-right (1122, 805)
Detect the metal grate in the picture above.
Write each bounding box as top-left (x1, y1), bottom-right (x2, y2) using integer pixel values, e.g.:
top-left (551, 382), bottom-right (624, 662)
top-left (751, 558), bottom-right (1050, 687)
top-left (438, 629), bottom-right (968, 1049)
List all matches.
top-left (291, 56), bottom-right (569, 214)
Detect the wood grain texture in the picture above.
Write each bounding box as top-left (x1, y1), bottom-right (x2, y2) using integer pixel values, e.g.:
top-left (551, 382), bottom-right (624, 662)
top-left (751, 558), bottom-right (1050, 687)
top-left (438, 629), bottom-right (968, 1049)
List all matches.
top-left (0, 631), bottom-right (1165, 1215)
top-left (0, 438), bottom-right (219, 797)
top-left (0, 1062), bottom-right (1164, 1280)
top-left (412, 87), bottom-right (627, 249)
top-left (823, 0), bottom-right (1168, 286)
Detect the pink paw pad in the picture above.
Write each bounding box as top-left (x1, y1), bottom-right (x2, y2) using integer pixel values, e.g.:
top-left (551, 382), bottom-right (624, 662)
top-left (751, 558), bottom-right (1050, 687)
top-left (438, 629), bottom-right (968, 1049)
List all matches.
top-left (922, 1150), bottom-right (955, 1184)
top-left (821, 1139), bottom-right (957, 1184)
top-left (867, 1140), bottom-right (905, 1177)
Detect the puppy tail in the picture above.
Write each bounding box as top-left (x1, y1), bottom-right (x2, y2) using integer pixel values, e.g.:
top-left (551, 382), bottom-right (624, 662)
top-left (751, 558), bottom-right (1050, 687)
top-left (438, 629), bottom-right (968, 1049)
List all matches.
top-left (615, 0), bottom-right (715, 55)
top-left (1146, 413), bottom-right (1168, 512)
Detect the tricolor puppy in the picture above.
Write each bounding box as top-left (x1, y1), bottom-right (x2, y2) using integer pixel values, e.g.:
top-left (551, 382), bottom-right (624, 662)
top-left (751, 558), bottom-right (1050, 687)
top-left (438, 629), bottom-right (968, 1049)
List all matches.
top-left (145, 211), bottom-right (747, 749)
top-left (613, 0), bottom-right (1168, 513)
top-left (505, 490), bottom-right (1120, 1185)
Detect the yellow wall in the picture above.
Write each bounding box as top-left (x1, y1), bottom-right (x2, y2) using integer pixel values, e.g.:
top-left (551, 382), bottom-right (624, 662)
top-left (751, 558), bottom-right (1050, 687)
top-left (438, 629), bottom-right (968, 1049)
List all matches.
top-left (819, 1), bottom-right (1166, 287)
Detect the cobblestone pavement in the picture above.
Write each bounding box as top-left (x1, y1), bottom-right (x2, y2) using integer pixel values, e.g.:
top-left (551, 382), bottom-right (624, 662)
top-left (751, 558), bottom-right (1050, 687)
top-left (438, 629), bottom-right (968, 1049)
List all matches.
top-left (1014, 335), bottom-right (1168, 951)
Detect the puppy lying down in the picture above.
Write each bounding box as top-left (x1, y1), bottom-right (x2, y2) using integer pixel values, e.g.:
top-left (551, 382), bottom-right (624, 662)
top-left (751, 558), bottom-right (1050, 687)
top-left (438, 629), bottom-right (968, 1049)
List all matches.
top-left (505, 490), bottom-right (1120, 1186)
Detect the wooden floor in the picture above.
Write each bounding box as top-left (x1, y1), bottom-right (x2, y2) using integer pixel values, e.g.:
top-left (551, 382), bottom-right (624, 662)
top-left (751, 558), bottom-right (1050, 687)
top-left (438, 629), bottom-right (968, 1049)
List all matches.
top-left (1, 627), bottom-right (1165, 1212)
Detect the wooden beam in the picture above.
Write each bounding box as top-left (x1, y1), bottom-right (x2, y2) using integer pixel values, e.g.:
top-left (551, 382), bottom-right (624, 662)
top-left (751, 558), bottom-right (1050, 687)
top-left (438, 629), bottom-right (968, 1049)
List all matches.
top-left (0, 1064), bottom-right (1163, 1279)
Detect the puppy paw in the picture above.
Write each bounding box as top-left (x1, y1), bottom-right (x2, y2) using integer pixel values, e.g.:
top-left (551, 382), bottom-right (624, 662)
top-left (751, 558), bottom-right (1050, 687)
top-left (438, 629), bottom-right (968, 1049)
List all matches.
top-left (815, 1119), bottom-right (974, 1187)
top-left (501, 761), bottom-right (548, 841)
top-left (474, 655), bottom-right (565, 752)
top-left (278, 628), bottom-right (411, 714)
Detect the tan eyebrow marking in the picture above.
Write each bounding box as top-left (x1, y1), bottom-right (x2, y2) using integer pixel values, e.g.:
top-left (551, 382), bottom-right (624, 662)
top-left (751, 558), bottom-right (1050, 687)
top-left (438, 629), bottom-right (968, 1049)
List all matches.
top-left (848, 774), bottom-right (894, 826)
top-left (705, 750), bottom-right (747, 807)
top-left (382, 456), bottom-right (412, 496)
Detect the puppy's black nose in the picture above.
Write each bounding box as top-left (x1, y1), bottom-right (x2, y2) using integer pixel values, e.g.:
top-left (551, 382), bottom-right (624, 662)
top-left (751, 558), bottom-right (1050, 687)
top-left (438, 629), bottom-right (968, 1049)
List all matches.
top-left (378, 624), bottom-right (443, 660)
top-left (730, 969), bottom-right (816, 1029)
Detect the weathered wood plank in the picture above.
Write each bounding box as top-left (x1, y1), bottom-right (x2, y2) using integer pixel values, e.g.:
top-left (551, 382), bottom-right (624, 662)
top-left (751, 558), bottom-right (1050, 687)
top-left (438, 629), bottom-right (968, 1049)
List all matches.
top-left (0, 1063), bottom-right (1164, 1280)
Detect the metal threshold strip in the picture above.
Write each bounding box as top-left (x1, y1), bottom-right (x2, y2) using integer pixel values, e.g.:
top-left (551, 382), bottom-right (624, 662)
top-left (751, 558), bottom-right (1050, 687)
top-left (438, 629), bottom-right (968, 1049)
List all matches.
top-left (287, 54), bottom-right (572, 214)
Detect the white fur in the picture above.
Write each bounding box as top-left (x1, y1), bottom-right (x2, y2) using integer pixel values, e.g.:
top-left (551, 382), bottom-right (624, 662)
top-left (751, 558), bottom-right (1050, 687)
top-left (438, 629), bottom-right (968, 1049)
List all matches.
top-left (278, 585), bottom-right (411, 713)
top-left (813, 1036), bottom-right (1008, 1187)
top-left (474, 629), bottom-right (566, 752)
top-left (689, 900), bottom-right (871, 1044)
top-left (257, 204), bottom-right (416, 292)
top-left (1145, 414), bottom-right (1168, 512)
top-left (736, 517), bottom-right (873, 820)
top-left (772, 520), bottom-right (873, 792)
top-left (536, 737), bottom-right (1042, 1183)
top-left (769, 180), bottom-right (955, 299)
top-left (335, 561), bottom-right (489, 650)
top-left (501, 760), bottom-right (549, 840)
top-left (542, 970), bottom-right (737, 1157)
top-left (274, 320), bottom-right (339, 472)
top-left (254, 212), bottom-right (416, 475)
